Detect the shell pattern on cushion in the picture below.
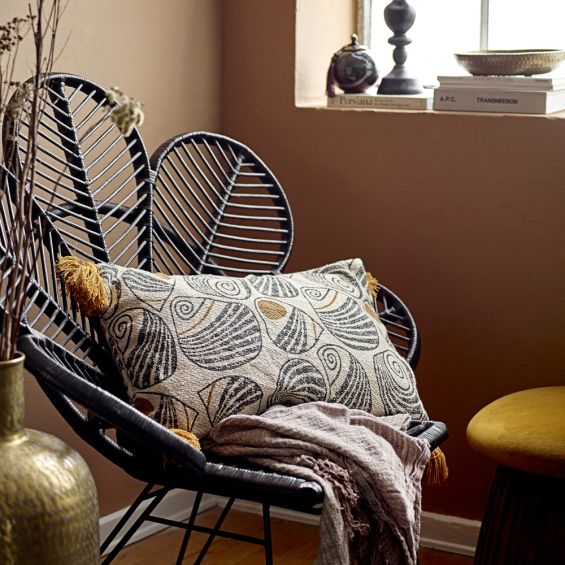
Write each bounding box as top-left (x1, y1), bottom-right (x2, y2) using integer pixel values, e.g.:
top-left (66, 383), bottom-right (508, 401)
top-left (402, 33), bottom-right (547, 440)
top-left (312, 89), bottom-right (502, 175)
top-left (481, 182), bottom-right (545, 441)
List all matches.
top-left (97, 259), bottom-right (426, 438)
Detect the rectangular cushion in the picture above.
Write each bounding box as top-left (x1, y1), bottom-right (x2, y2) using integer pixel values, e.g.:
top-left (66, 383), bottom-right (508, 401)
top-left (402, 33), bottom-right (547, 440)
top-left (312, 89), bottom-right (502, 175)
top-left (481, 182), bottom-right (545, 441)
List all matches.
top-left (97, 258), bottom-right (428, 438)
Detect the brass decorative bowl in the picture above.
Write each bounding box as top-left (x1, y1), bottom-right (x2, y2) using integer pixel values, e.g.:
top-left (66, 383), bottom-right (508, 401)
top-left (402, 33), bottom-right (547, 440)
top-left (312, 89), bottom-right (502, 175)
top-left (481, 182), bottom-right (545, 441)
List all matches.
top-left (454, 49), bottom-right (565, 76)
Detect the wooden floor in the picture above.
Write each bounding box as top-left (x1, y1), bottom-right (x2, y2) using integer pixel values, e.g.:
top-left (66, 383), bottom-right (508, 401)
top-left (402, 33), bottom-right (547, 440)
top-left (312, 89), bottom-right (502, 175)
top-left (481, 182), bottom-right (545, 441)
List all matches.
top-left (112, 507), bottom-right (473, 564)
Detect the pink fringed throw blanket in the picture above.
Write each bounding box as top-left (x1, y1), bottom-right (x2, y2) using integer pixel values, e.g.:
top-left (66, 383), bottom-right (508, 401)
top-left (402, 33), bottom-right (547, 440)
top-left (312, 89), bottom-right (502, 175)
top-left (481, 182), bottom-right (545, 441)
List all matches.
top-left (204, 402), bottom-right (430, 564)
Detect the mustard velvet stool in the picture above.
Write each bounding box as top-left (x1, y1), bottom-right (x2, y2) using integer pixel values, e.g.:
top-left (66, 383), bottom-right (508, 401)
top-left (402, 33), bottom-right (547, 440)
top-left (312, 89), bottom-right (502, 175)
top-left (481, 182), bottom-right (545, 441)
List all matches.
top-left (467, 386), bottom-right (565, 565)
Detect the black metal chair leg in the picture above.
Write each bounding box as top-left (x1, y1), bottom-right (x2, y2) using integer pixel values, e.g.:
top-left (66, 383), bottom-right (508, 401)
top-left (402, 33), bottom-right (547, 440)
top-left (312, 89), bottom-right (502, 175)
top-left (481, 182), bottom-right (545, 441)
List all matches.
top-left (262, 503), bottom-right (273, 565)
top-left (193, 497), bottom-right (236, 565)
top-left (101, 486), bottom-right (170, 564)
top-left (175, 490), bottom-right (204, 564)
top-left (100, 482), bottom-right (155, 555)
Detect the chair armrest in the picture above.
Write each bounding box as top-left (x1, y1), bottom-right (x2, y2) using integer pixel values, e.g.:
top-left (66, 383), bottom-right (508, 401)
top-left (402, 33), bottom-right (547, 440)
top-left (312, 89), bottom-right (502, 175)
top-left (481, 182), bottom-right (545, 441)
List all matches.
top-left (407, 420), bottom-right (448, 451)
top-left (18, 334), bottom-right (206, 478)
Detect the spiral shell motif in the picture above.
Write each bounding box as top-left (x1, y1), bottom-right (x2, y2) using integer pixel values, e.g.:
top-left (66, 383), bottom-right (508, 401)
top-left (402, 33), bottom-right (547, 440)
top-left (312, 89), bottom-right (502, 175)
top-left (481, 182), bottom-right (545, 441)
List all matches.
top-left (122, 268), bottom-right (175, 312)
top-left (297, 258), bottom-right (364, 298)
top-left (172, 297), bottom-right (262, 370)
top-left (318, 345), bottom-right (372, 412)
top-left (374, 351), bottom-right (426, 419)
top-left (268, 359), bottom-right (328, 407)
top-left (199, 376), bottom-right (263, 426)
top-left (184, 275), bottom-right (251, 299)
top-left (109, 309), bottom-right (177, 389)
top-left (256, 298), bottom-right (323, 354)
top-left (303, 287), bottom-right (379, 350)
top-left (246, 274), bottom-right (299, 298)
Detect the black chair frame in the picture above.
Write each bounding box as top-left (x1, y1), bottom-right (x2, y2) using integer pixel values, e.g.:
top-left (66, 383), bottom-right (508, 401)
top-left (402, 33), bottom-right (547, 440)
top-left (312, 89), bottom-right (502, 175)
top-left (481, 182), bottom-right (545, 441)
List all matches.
top-left (0, 73), bottom-right (447, 564)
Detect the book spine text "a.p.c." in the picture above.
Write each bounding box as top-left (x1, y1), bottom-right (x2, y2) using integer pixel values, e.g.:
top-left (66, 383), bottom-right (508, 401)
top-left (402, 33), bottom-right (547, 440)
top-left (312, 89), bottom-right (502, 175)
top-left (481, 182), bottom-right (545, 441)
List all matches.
top-left (432, 88), bottom-right (564, 114)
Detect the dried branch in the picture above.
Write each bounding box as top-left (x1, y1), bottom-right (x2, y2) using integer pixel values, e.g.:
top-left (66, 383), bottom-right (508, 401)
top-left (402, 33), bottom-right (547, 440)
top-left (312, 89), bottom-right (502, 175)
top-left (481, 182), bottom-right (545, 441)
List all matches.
top-left (0, 0), bottom-right (64, 360)
top-left (0, 0), bottom-right (144, 361)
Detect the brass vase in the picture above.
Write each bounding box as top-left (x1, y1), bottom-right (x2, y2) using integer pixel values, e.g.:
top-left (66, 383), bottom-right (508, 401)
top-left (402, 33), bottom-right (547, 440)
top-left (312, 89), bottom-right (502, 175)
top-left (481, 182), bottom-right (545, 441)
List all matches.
top-left (0, 352), bottom-right (99, 564)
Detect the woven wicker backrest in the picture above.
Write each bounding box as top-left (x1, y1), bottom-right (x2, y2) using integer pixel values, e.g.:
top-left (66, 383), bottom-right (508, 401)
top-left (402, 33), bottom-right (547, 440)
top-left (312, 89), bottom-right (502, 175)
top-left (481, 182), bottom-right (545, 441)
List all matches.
top-left (150, 132), bottom-right (294, 277)
top-left (1, 74), bottom-right (153, 382)
top-left (0, 74), bottom-right (294, 377)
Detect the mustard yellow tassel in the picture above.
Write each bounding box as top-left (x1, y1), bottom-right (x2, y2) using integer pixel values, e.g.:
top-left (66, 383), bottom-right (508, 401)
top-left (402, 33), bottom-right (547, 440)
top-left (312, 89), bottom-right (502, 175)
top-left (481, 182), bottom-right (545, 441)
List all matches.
top-left (56, 255), bottom-right (109, 317)
top-left (424, 447), bottom-right (449, 485)
top-left (171, 428), bottom-right (201, 451)
top-left (366, 272), bottom-right (378, 297)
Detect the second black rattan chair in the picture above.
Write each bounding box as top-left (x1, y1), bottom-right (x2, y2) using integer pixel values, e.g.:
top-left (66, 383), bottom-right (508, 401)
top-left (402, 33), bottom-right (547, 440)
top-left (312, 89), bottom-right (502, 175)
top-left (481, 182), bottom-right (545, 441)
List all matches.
top-left (0, 73), bottom-right (447, 564)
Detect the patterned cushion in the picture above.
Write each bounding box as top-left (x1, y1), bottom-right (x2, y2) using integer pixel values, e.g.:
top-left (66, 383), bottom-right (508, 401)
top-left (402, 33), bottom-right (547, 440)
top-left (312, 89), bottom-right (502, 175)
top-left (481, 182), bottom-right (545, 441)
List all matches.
top-left (97, 258), bottom-right (427, 438)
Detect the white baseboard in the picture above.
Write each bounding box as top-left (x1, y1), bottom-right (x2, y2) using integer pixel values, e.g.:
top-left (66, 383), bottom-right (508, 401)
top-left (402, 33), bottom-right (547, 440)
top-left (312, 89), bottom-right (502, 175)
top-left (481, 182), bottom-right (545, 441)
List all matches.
top-left (100, 492), bottom-right (480, 558)
top-left (99, 489), bottom-right (216, 556)
top-left (420, 511), bottom-right (480, 557)
top-left (223, 499), bottom-right (480, 557)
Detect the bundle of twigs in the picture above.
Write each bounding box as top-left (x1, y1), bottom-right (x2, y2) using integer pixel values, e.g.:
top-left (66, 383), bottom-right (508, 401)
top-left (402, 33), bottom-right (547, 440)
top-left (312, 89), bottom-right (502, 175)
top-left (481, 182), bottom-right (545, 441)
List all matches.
top-left (0, 1), bottom-right (145, 362)
top-left (0, 0), bottom-right (64, 361)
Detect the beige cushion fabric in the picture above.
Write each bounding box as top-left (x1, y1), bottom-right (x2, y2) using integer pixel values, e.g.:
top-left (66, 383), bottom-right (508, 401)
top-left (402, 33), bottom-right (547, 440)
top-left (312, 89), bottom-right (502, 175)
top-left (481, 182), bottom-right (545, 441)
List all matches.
top-left (98, 258), bottom-right (427, 438)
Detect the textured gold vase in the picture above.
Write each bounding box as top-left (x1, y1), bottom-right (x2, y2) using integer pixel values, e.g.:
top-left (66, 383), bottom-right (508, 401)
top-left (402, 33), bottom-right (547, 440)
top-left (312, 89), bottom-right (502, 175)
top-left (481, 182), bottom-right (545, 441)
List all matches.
top-left (0, 353), bottom-right (100, 564)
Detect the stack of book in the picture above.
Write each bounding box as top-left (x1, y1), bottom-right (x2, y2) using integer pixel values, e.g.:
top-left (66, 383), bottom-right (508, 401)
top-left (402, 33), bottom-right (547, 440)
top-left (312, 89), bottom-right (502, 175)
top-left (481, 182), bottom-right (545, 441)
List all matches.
top-left (327, 90), bottom-right (434, 111)
top-left (433, 74), bottom-right (565, 115)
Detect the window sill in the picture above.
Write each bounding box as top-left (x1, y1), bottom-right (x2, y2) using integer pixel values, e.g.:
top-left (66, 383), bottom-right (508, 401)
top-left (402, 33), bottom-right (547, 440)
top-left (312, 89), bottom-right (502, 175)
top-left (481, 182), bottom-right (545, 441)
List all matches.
top-left (296, 100), bottom-right (565, 119)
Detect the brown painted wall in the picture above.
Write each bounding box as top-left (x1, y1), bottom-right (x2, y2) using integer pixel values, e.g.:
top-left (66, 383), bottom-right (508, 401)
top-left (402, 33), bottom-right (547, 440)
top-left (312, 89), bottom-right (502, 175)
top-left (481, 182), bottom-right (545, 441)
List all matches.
top-left (4, 0), bottom-right (564, 523)
top-left (221, 0), bottom-right (565, 519)
top-left (2, 0), bottom-right (222, 515)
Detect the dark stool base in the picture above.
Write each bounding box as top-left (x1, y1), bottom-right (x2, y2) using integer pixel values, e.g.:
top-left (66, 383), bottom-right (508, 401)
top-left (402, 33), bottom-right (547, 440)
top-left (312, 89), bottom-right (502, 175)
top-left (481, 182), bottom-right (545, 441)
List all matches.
top-left (474, 465), bottom-right (565, 565)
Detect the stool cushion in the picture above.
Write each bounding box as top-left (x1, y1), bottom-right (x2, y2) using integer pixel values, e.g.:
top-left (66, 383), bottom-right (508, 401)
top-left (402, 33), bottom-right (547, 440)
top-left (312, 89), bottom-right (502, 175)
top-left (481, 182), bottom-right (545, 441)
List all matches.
top-left (467, 386), bottom-right (565, 478)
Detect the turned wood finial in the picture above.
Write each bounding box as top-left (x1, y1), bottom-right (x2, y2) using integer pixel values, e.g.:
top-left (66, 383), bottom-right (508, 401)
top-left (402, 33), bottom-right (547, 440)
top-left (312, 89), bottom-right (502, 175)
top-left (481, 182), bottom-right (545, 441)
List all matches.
top-left (378, 0), bottom-right (423, 95)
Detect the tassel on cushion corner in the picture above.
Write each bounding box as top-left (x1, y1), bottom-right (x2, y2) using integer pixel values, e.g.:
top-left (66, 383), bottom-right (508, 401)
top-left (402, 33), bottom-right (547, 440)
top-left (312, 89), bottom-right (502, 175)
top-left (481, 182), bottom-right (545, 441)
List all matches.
top-left (56, 255), bottom-right (109, 317)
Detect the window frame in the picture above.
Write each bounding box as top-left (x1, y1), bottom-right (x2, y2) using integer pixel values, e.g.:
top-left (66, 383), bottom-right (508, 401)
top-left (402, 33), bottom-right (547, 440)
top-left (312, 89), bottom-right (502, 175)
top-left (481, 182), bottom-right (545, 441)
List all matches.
top-left (358, 0), bottom-right (490, 51)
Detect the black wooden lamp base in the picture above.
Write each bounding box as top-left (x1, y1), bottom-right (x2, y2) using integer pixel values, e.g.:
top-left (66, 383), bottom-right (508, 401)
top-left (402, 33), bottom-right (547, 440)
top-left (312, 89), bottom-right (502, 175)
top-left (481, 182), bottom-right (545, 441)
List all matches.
top-left (378, 0), bottom-right (423, 96)
top-left (377, 70), bottom-right (422, 95)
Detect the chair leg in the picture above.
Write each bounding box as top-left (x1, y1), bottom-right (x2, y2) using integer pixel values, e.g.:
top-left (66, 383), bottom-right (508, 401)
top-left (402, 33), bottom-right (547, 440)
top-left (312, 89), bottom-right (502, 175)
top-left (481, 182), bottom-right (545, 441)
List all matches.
top-left (193, 497), bottom-right (235, 565)
top-left (101, 486), bottom-right (170, 564)
top-left (100, 482), bottom-right (155, 555)
top-left (262, 503), bottom-right (273, 565)
top-left (175, 490), bottom-right (204, 565)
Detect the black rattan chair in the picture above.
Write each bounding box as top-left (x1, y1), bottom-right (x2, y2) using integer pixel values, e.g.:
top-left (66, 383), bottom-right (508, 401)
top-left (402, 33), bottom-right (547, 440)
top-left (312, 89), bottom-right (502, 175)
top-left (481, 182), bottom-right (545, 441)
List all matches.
top-left (0, 73), bottom-right (447, 564)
